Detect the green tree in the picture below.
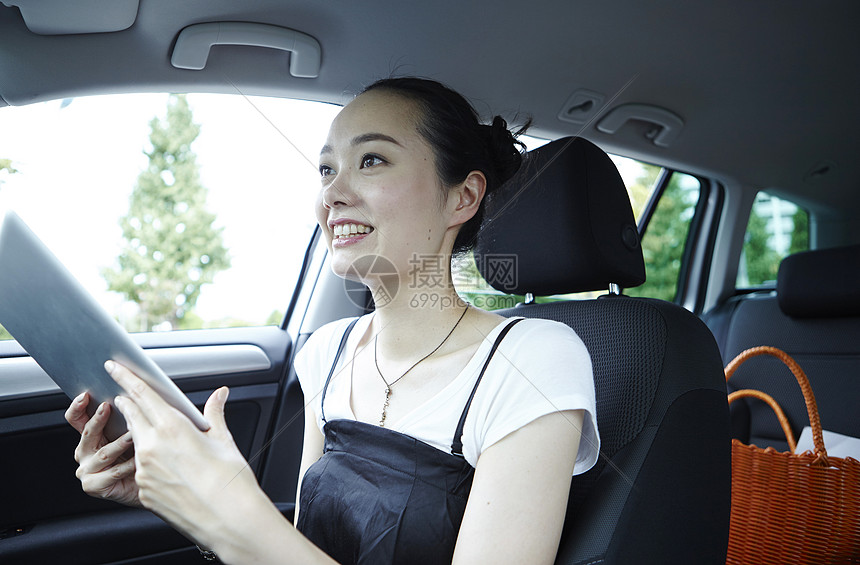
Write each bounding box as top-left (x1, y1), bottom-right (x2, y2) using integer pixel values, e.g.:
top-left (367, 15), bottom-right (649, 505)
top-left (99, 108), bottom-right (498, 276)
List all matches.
top-left (627, 172), bottom-right (697, 302)
top-left (741, 205), bottom-right (780, 285)
top-left (789, 207), bottom-right (809, 255)
top-left (104, 95), bottom-right (229, 331)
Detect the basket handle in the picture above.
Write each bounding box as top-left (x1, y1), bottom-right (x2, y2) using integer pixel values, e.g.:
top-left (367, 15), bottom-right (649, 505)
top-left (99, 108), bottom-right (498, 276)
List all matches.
top-left (725, 346), bottom-right (829, 465)
top-left (727, 389), bottom-right (797, 452)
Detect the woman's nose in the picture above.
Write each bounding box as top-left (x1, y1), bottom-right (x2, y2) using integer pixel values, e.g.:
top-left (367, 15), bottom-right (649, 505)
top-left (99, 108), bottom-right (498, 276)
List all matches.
top-left (321, 173), bottom-right (353, 209)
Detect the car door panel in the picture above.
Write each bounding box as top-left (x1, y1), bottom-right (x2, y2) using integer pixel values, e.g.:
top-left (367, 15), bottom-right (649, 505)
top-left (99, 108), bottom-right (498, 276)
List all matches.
top-left (0, 325), bottom-right (297, 563)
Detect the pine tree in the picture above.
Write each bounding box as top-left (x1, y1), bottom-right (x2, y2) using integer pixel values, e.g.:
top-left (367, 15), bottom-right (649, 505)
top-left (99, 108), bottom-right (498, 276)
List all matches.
top-left (104, 95), bottom-right (229, 331)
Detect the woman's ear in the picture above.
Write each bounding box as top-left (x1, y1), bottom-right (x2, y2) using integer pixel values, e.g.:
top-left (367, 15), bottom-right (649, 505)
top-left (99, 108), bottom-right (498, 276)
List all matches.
top-left (448, 170), bottom-right (486, 228)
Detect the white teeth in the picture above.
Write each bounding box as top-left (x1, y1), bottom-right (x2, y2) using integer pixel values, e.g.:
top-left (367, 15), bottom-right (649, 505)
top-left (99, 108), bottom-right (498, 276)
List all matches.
top-left (333, 223), bottom-right (373, 238)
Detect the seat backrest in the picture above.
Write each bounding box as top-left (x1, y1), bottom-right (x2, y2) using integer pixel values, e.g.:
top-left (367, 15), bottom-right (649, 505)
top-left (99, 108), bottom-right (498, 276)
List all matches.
top-left (475, 137), bottom-right (730, 564)
top-left (704, 244), bottom-right (860, 451)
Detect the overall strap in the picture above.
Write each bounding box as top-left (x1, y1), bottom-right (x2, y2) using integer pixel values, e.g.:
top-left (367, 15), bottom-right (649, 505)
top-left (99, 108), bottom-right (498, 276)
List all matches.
top-left (451, 317), bottom-right (524, 457)
top-left (320, 317), bottom-right (360, 423)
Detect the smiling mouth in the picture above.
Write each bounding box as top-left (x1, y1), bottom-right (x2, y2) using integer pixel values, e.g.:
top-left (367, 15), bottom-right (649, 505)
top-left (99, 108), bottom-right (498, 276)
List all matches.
top-left (333, 223), bottom-right (374, 239)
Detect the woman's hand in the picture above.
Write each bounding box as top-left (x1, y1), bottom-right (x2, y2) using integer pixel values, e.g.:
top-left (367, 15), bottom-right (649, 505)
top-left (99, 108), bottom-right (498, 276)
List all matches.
top-left (66, 360), bottom-right (342, 565)
top-left (65, 391), bottom-right (141, 507)
top-left (104, 360), bottom-right (265, 551)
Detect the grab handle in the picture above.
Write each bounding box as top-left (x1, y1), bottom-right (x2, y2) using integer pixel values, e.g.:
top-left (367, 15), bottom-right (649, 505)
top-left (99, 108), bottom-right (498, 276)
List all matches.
top-left (597, 103), bottom-right (683, 147)
top-left (171, 22), bottom-right (321, 78)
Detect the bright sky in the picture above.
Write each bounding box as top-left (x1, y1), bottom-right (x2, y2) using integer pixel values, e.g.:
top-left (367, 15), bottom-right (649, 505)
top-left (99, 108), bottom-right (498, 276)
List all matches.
top-left (0, 93), bottom-right (341, 327)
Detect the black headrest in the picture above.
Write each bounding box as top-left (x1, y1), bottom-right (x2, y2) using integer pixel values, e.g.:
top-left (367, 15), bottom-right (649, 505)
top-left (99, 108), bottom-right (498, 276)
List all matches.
top-left (777, 244), bottom-right (860, 318)
top-left (474, 137), bottom-right (645, 296)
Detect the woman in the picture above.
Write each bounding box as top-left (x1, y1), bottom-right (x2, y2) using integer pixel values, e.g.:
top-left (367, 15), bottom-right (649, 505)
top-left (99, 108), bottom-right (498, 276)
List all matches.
top-left (65, 77), bottom-right (599, 564)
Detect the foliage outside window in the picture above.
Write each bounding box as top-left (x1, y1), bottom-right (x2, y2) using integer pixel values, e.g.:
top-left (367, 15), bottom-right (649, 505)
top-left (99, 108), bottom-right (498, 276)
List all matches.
top-left (626, 172), bottom-right (701, 302)
top-left (736, 192), bottom-right (809, 287)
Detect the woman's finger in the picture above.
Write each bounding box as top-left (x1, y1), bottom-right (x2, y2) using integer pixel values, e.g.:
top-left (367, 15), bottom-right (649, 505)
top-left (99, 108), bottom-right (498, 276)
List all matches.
top-left (79, 456), bottom-right (136, 493)
top-left (112, 395), bottom-right (151, 434)
top-left (105, 361), bottom-right (177, 428)
top-left (203, 387), bottom-right (232, 441)
top-left (108, 455), bottom-right (137, 481)
top-left (89, 432), bottom-right (134, 474)
top-left (74, 401), bottom-right (111, 463)
top-left (64, 391), bottom-right (91, 434)
top-left (79, 445), bottom-right (136, 480)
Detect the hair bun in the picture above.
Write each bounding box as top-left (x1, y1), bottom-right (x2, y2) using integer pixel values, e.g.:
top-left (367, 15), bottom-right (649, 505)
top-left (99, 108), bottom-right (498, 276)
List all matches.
top-left (480, 115), bottom-right (528, 192)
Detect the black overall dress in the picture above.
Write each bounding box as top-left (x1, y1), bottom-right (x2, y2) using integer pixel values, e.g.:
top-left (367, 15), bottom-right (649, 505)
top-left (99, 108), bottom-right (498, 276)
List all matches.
top-left (296, 317), bottom-right (523, 565)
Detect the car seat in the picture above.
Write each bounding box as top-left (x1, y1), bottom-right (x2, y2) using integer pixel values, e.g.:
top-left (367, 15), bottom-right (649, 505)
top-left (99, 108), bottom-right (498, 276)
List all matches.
top-left (704, 244), bottom-right (860, 451)
top-left (474, 136), bottom-right (731, 564)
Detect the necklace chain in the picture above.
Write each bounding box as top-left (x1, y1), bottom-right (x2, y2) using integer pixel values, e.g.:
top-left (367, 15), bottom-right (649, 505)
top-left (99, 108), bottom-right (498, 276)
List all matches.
top-left (373, 304), bottom-right (469, 427)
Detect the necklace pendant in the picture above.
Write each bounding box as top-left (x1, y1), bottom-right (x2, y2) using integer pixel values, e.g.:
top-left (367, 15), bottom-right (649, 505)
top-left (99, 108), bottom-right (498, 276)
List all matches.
top-left (380, 387), bottom-right (391, 427)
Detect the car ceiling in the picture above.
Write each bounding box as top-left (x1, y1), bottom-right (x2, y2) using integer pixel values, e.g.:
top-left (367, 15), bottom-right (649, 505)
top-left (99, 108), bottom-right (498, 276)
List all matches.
top-left (1, 0), bottom-right (858, 216)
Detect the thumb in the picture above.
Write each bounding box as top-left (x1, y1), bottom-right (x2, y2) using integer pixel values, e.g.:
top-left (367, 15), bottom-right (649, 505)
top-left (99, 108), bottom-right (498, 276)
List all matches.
top-left (203, 386), bottom-right (231, 438)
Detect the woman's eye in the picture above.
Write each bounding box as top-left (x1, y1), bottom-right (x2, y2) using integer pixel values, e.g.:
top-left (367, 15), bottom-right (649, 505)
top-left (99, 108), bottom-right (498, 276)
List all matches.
top-left (319, 164), bottom-right (334, 177)
top-left (360, 154), bottom-right (385, 169)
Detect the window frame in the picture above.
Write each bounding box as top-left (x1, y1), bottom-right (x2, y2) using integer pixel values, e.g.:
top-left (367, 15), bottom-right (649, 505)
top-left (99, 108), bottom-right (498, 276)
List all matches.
top-left (631, 168), bottom-right (714, 307)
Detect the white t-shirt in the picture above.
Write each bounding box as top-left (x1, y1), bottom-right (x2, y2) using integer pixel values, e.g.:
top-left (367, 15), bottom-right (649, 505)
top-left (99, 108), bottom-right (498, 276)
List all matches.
top-left (294, 314), bottom-right (599, 475)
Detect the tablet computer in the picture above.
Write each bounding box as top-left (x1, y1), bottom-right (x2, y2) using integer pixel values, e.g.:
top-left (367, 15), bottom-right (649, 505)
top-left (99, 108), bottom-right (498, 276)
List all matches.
top-left (0, 211), bottom-right (210, 440)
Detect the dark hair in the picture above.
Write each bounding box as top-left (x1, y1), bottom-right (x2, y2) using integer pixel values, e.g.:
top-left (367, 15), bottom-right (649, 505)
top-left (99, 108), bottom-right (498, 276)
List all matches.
top-left (361, 77), bottom-right (530, 255)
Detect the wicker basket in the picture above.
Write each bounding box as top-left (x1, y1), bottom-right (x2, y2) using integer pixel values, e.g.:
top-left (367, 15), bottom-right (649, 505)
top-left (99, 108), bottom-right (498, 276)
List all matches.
top-left (725, 346), bottom-right (860, 565)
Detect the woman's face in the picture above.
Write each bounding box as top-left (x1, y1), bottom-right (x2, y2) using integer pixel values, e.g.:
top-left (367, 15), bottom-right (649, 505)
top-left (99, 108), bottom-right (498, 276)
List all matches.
top-left (316, 90), bottom-right (457, 284)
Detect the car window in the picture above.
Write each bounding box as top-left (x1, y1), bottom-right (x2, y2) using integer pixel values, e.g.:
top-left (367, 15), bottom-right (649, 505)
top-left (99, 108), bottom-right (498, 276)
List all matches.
top-left (454, 153), bottom-right (701, 309)
top-left (626, 171), bottom-right (702, 302)
top-left (736, 191), bottom-right (809, 288)
top-left (0, 93), bottom-right (340, 339)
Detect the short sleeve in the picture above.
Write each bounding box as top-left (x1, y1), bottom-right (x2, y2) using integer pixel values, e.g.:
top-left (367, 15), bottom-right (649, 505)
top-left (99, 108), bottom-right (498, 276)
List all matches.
top-left (464, 318), bottom-right (599, 475)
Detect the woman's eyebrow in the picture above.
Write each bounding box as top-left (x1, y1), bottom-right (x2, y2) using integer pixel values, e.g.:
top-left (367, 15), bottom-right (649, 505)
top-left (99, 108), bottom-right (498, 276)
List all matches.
top-left (351, 132), bottom-right (402, 147)
top-left (319, 133), bottom-right (402, 157)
